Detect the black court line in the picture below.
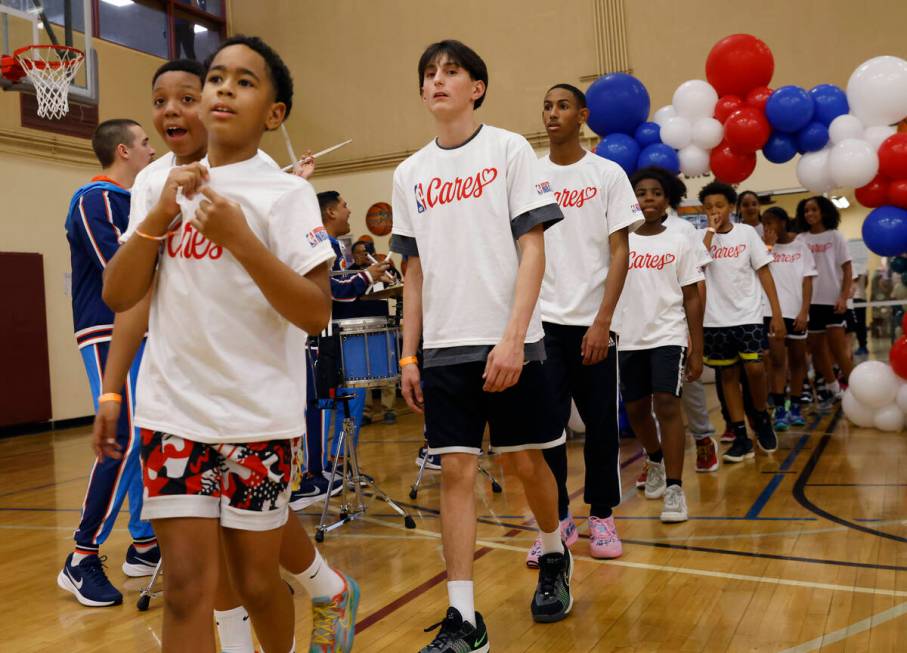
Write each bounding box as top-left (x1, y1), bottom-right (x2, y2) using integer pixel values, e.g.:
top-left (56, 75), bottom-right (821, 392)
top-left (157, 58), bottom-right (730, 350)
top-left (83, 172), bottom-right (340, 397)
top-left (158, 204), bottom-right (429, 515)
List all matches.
top-left (792, 409), bottom-right (907, 544)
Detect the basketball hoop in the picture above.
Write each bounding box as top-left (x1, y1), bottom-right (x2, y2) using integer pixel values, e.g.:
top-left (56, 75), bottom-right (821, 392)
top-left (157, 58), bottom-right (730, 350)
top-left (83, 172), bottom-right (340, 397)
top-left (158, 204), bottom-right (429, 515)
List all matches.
top-left (13, 44), bottom-right (84, 120)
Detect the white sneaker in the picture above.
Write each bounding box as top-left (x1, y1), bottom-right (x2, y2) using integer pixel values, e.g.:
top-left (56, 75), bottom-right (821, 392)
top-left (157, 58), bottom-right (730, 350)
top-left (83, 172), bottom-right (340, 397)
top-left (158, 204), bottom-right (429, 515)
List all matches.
top-left (660, 485), bottom-right (688, 523)
top-left (644, 459), bottom-right (666, 499)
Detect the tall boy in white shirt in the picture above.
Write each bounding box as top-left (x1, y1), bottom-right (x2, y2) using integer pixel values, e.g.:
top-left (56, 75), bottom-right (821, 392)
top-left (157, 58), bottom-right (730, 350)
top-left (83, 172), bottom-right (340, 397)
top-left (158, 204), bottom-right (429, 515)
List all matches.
top-left (700, 181), bottom-right (785, 463)
top-left (391, 39), bottom-right (570, 653)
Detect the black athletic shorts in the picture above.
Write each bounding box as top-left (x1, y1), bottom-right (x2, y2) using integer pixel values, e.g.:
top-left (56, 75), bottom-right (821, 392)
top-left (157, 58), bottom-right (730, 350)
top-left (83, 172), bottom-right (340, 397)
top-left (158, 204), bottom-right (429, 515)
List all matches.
top-left (763, 316), bottom-right (807, 341)
top-left (703, 323), bottom-right (765, 367)
top-left (422, 360), bottom-right (564, 456)
top-left (808, 304), bottom-right (847, 332)
top-left (618, 346), bottom-right (686, 402)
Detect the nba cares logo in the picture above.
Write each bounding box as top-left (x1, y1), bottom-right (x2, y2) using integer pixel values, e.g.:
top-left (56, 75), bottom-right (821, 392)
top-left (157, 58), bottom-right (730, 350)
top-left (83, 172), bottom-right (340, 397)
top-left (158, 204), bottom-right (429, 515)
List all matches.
top-left (306, 225), bottom-right (329, 247)
top-left (413, 167), bottom-right (499, 213)
top-left (554, 186), bottom-right (598, 208)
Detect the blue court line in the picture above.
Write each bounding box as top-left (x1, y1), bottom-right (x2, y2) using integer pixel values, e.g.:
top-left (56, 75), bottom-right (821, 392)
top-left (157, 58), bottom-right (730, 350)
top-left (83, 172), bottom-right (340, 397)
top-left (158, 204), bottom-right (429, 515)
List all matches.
top-left (745, 432), bottom-right (812, 519)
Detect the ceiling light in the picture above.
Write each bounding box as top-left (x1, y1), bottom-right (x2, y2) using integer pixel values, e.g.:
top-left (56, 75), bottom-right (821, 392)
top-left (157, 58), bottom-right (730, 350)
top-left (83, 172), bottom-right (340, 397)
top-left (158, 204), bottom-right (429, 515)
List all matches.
top-left (193, 24), bottom-right (208, 34)
top-left (101, 0), bottom-right (134, 7)
top-left (831, 196), bottom-right (850, 210)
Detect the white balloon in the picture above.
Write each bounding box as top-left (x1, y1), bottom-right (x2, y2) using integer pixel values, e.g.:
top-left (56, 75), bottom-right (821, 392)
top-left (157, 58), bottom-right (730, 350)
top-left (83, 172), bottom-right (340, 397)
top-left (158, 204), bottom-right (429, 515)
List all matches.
top-left (847, 55), bottom-right (907, 127)
top-left (850, 360), bottom-right (899, 408)
top-left (678, 145), bottom-right (710, 177)
top-left (568, 400), bottom-right (585, 433)
top-left (864, 124), bottom-right (897, 151)
top-left (829, 114), bottom-right (865, 145)
top-left (828, 138), bottom-right (879, 188)
top-left (692, 117), bottom-right (724, 150)
top-left (796, 148), bottom-right (835, 193)
top-left (673, 80), bottom-right (719, 120)
top-left (896, 383), bottom-right (907, 413)
top-left (842, 389), bottom-right (875, 427)
top-left (660, 116), bottom-right (693, 149)
top-left (874, 403), bottom-right (904, 432)
top-left (653, 105), bottom-right (677, 127)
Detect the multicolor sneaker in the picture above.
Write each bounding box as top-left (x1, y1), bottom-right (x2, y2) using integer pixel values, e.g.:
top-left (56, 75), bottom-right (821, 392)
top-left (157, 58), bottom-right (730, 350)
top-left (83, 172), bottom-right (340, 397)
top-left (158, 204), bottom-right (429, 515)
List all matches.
top-left (644, 460), bottom-right (666, 499)
top-left (309, 572), bottom-right (360, 652)
top-left (57, 553), bottom-right (122, 607)
top-left (635, 459), bottom-right (648, 488)
top-left (420, 607), bottom-right (489, 653)
top-left (122, 543), bottom-right (160, 577)
top-left (660, 485), bottom-right (688, 523)
top-left (789, 402), bottom-right (806, 426)
top-left (525, 515), bottom-right (579, 569)
top-left (416, 445), bottom-right (442, 471)
top-left (719, 427), bottom-right (736, 443)
top-left (531, 547), bottom-right (573, 623)
top-left (695, 436), bottom-right (720, 473)
top-left (588, 515), bottom-right (622, 559)
top-left (773, 406), bottom-right (790, 432)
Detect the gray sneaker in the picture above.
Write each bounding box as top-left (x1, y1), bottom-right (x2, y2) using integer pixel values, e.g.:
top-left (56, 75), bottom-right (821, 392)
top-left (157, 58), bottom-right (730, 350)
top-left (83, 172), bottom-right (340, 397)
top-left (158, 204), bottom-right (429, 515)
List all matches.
top-left (644, 459), bottom-right (666, 499)
top-left (660, 485), bottom-right (688, 523)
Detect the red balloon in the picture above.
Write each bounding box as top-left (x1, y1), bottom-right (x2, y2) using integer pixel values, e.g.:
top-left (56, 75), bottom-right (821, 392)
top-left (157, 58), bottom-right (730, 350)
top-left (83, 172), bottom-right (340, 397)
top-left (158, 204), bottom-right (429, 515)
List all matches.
top-left (706, 34), bottom-right (775, 98)
top-left (714, 95), bottom-right (744, 123)
top-left (889, 179), bottom-right (907, 209)
top-left (723, 107), bottom-right (771, 154)
top-left (709, 141), bottom-right (757, 184)
top-left (878, 133), bottom-right (907, 179)
top-left (890, 336), bottom-right (907, 380)
top-left (855, 174), bottom-right (890, 208)
top-left (745, 86), bottom-right (773, 112)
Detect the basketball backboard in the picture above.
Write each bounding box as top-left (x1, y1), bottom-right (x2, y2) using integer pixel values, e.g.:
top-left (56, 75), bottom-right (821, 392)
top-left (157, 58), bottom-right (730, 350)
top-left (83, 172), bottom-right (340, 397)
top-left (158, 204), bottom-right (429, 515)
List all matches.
top-left (0, 0), bottom-right (98, 105)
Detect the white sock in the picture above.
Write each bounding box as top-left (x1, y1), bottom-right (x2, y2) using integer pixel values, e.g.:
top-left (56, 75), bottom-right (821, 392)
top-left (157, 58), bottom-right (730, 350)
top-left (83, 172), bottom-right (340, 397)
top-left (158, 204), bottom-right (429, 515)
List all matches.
top-left (539, 527), bottom-right (564, 555)
top-left (294, 549), bottom-right (344, 599)
top-left (447, 580), bottom-right (476, 627)
top-left (214, 606), bottom-right (254, 653)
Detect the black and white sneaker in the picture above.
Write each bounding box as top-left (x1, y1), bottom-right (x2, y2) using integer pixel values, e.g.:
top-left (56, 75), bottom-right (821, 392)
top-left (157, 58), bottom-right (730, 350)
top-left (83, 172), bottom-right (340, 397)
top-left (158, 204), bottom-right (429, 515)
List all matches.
top-left (755, 415), bottom-right (779, 453)
top-left (723, 437), bottom-right (755, 463)
top-left (419, 607), bottom-right (489, 653)
top-left (531, 545), bottom-right (573, 623)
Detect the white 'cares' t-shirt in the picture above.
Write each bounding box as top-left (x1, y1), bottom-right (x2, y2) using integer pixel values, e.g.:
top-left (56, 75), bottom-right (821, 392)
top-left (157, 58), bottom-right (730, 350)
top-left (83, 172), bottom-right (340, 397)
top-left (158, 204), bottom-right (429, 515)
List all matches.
top-left (390, 125), bottom-right (559, 351)
top-left (124, 154), bottom-right (335, 443)
top-left (538, 151), bottom-right (643, 327)
top-left (616, 227), bottom-right (704, 350)
top-left (701, 223), bottom-right (773, 327)
top-left (796, 230), bottom-right (851, 306)
top-left (762, 239), bottom-right (817, 319)
top-left (664, 214), bottom-right (712, 270)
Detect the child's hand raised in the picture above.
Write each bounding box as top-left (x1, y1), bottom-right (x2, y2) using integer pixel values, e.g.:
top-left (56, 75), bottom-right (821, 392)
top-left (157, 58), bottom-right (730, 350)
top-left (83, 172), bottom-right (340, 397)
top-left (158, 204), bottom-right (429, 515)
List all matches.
top-left (191, 187), bottom-right (253, 252)
top-left (157, 162), bottom-right (209, 220)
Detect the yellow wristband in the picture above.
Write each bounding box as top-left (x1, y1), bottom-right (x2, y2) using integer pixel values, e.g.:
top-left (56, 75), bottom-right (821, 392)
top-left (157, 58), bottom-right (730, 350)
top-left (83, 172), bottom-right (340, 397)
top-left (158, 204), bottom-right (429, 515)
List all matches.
top-left (399, 356), bottom-right (418, 368)
top-left (98, 393), bottom-right (122, 404)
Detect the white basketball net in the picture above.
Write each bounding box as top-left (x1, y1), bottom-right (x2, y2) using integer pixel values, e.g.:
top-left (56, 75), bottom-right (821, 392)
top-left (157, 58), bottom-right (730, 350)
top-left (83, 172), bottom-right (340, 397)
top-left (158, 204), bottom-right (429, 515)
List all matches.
top-left (15, 46), bottom-right (84, 120)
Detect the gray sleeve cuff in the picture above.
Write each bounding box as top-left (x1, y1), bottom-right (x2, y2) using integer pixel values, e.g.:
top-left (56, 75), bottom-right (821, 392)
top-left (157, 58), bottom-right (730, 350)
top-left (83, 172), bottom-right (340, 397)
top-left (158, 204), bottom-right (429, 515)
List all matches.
top-left (390, 234), bottom-right (419, 257)
top-left (511, 203), bottom-right (564, 239)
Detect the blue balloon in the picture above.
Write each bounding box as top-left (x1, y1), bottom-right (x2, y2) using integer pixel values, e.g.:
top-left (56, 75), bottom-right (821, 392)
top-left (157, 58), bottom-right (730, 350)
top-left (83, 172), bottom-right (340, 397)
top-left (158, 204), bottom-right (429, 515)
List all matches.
top-left (595, 134), bottom-right (640, 175)
top-left (809, 84), bottom-right (849, 126)
top-left (765, 86), bottom-right (815, 133)
top-left (763, 132), bottom-right (798, 163)
top-left (586, 72), bottom-right (650, 137)
top-left (862, 206), bottom-right (907, 257)
top-left (637, 143), bottom-right (680, 175)
top-left (796, 121), bottom-right (830, 153)
top-left (634, 121), bottom-right (661, 147)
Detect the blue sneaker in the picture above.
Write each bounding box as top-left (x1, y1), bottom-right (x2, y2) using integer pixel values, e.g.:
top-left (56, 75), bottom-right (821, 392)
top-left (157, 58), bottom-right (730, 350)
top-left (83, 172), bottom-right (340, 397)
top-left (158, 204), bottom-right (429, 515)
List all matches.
top-left (57, 553), bottom-right (123, 607)
top-left (310, 571), bottom-right (360, 652)
top-left (415, 445), bottom-right (441, 471)
top-left (773, 406), bottom-right (790, 432)
top-left (789, 403), bottom-right (805, 427)
top-left (122, 543), bottom-right (160, 577)
top-left (290, 473), bottom-right (343, 511)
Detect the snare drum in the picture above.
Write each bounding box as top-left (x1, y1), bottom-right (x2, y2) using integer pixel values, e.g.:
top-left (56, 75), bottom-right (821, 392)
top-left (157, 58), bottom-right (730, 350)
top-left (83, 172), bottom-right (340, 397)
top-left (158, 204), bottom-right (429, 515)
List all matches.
top-left (335, 317), bottom-right (400, 388)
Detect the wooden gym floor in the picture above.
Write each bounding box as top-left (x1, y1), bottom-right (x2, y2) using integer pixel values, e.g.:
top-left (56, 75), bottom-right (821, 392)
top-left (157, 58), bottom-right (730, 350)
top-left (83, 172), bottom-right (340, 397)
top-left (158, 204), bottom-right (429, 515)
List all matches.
top-left (1, 379), bottom-right (906, 652)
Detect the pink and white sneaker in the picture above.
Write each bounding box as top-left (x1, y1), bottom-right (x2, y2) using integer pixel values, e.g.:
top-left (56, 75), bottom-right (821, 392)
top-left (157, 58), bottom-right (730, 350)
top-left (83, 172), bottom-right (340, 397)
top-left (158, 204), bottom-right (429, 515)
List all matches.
top-left (525, 515), bottom-right (579, 569)
top-left (588, 515), bottom-right (623, 559)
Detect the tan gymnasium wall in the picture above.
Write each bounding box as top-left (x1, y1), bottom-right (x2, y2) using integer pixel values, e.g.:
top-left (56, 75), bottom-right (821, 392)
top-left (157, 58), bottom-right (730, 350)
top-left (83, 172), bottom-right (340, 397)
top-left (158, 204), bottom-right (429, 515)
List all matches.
top-left (0, 35), bottom-right (169, 422)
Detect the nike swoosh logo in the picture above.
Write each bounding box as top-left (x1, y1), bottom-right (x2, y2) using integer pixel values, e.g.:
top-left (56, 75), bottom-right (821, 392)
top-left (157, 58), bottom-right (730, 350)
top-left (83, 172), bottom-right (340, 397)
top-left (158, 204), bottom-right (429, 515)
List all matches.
top-left (475, 631), bottom-right (487, 647)
top-left (66, 568), bottom-right (84, 589)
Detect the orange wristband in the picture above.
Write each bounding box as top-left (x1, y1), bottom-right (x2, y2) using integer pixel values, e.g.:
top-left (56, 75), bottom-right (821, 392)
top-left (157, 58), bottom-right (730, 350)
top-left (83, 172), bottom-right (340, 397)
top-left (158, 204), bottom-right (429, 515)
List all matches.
top-left (134, 229), bottom-right (169, 242)
top-left (399, 356), bottom-right (418, 368)
top-left (98, 393), bottom-right (122, 404)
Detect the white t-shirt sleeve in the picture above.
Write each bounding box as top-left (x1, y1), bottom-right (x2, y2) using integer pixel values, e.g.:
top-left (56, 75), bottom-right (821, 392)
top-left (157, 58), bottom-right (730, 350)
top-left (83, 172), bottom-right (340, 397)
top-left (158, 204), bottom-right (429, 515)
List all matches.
top-left (268, 184), bottom-right (336, 276)
top-left (506, 135), bottom-right (556, 219)
top-left (749, 227), bottom-right (773, 270)
top-left (391, 168), bottom-right (415, 238)
top-left (678, 236), bottom-right (706, 287)
top-left (803, 243), bottom-right (818, 277)
top-left (834, 231), bottom-right (853, 267)
top-left (121, 169), bottom-right (159, 244)
top-left (605, 171), bottom-right (645, 235)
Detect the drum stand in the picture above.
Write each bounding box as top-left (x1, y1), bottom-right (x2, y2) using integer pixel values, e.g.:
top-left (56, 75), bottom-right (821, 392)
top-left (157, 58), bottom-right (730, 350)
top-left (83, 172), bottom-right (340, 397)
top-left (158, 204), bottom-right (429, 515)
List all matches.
top-left (409, 450), bottom-right (503, 500)
top-left (315, 392), bottom-right (415, 542)
top-left (136, 559), bottom-right (163, 611)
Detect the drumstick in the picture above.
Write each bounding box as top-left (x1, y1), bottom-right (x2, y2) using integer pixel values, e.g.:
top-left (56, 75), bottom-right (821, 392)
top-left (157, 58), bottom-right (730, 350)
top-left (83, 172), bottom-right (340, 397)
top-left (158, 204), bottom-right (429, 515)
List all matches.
top-left (281, 139), bottom-right (353, 171)
top-left (279, 124), bottom-right (298, 166)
